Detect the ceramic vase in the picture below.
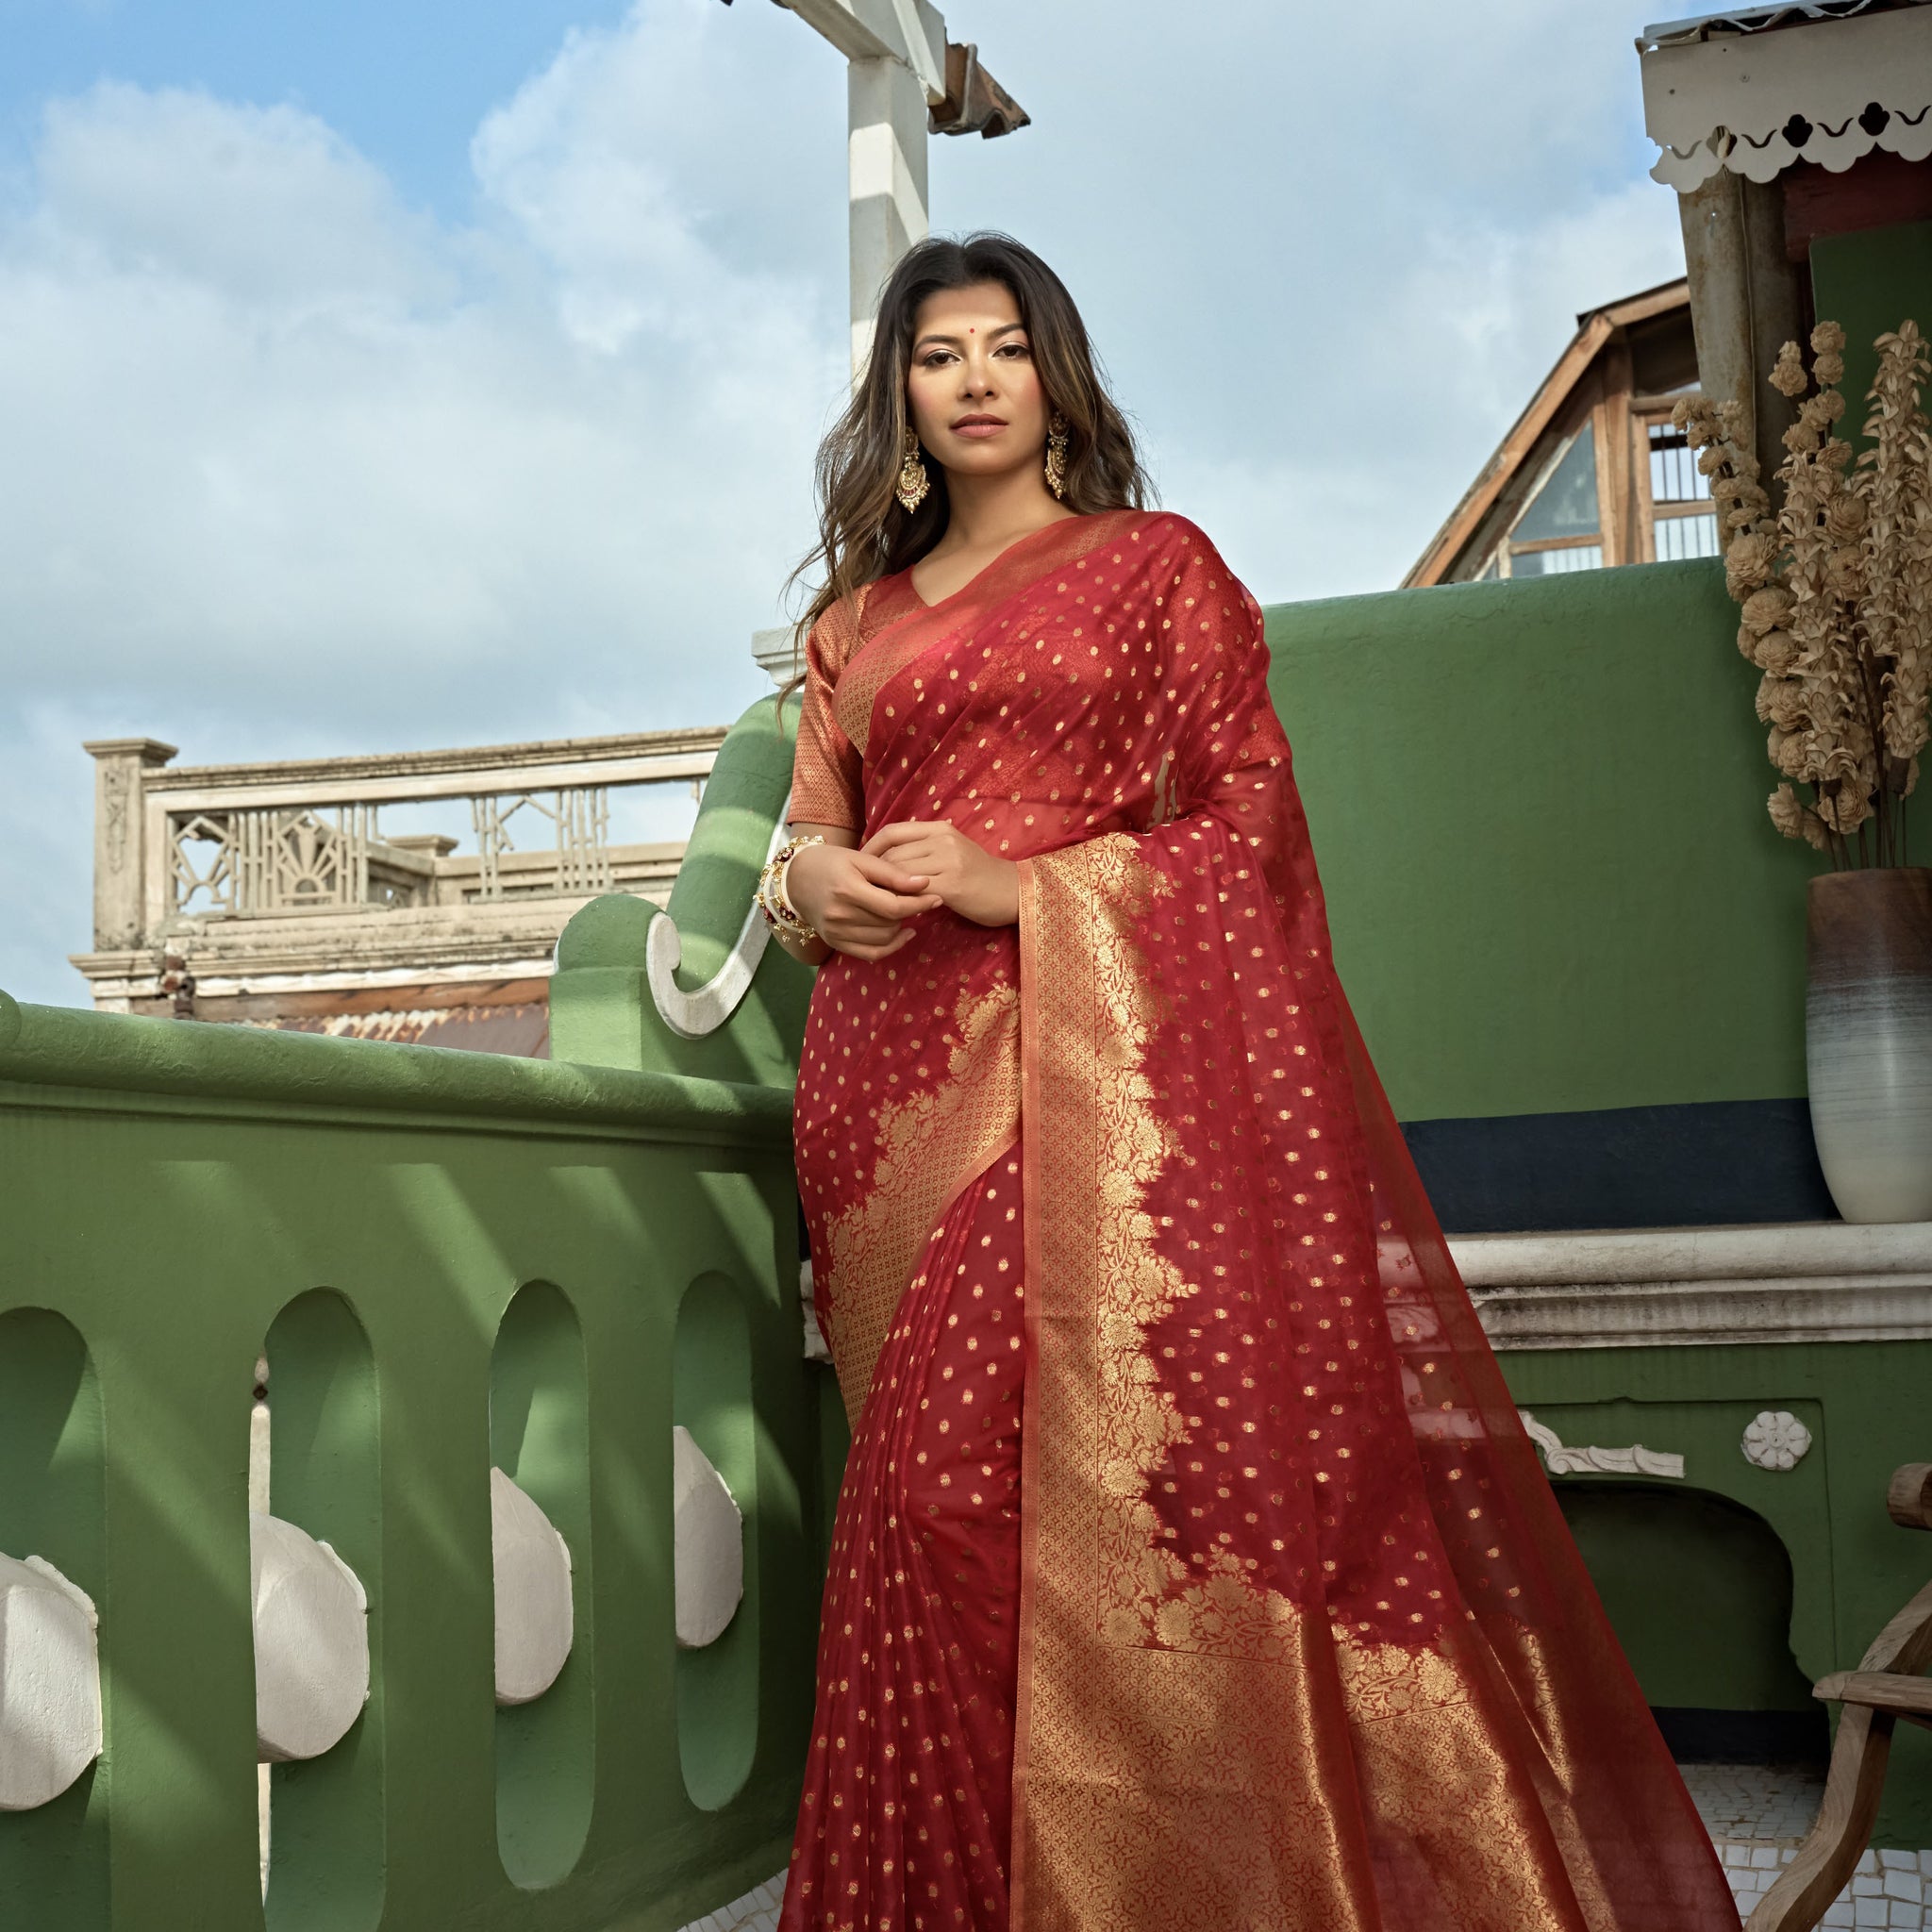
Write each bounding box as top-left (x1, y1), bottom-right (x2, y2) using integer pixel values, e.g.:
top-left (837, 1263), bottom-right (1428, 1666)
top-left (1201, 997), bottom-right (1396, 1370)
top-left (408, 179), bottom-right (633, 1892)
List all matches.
top-left (1807, 866), bottom-right (1932, 1223)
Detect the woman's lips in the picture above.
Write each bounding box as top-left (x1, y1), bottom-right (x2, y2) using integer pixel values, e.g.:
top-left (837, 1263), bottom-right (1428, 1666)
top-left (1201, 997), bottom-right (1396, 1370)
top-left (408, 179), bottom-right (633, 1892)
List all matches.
top-left (951, 417), bottom-right (1008, 439)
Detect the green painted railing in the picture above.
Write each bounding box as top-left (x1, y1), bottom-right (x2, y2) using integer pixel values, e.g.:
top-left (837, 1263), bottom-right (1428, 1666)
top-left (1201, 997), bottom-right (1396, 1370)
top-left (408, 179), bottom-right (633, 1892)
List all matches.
top-left (0, 691), bottom-right (830, 1932)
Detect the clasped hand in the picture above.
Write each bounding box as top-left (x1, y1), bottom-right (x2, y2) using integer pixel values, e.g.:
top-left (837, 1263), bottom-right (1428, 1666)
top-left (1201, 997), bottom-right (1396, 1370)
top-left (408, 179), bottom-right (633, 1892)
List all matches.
top-left (786, 821), bottom-right (1020, 961)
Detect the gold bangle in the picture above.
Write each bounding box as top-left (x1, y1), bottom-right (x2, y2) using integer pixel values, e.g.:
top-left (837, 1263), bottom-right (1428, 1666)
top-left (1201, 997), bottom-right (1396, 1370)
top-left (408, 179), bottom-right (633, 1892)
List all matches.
top-left (757, 834), bottom-right (824, 943)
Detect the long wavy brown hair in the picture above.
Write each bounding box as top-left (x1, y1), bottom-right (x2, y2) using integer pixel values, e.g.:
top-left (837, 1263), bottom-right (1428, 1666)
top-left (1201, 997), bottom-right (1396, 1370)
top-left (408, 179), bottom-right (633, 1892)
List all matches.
top-left (786, 232), bottom-right (1152, 666)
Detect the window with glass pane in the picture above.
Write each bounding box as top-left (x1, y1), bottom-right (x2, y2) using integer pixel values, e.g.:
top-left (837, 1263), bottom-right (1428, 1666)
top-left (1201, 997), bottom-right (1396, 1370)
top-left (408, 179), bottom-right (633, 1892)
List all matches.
top-left (1512, 425), bottom-right (1600, 544)
top-left (1511, 543), bottom-right (1606, 577)
top-left (1506, 425), bottom-right (1602, 576)
top-left (1649, 423), bottom-right (1711, 504)
top-left (1656, 512), bottom-right (1720, 560)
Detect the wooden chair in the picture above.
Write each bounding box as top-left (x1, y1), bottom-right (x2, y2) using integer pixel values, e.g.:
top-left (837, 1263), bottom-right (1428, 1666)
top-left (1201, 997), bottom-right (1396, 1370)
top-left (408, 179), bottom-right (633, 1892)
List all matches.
top-left (1749, 1462), bottom-right (1932, 1932)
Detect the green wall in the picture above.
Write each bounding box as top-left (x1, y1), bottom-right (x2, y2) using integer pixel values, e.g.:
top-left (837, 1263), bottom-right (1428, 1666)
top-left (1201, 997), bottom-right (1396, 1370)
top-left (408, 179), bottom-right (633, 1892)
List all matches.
top-left (1264, 560), bottom-right (1823, 1123)
top-left (1812, 219), bottom-right (1932, 450)
top-left (1264, 223), bottom-right (1932, 1135)
top-left (1260, 550), bottom-right (1932, 1845)
top-left (1502, 1342), bottom-right (1932, 1847)
top-left (1556, 1484), bottom-right (1816, 1716)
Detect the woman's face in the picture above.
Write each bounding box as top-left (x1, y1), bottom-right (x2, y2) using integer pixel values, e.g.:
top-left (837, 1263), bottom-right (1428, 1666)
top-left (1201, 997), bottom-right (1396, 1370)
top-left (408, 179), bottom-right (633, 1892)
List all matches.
top-left (904, 280), bottom-right (1050, 484)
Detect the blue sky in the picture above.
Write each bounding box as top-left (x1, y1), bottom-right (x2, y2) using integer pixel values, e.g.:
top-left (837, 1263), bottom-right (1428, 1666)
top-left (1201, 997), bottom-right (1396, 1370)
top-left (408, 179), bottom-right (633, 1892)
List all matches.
top-left (0, 0), bottom-right (1687, 1005)
top-left (3, 0), bottom-right (639, 214)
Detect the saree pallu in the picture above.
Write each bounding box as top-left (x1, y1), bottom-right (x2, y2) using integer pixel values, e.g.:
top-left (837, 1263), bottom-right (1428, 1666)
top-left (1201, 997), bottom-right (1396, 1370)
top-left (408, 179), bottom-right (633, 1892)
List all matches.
top-left (782, 509), bottom-right (1735, 1932)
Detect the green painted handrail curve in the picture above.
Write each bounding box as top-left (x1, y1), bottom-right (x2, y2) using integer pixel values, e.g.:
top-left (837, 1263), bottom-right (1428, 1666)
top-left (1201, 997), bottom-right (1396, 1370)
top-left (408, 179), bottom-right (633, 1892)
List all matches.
top-left (657, 691), bottom-right (798, 990)
top-left (0, 994), bottom-right (791, 1141)
top-left (552, 693), bottom-right (813, 1090)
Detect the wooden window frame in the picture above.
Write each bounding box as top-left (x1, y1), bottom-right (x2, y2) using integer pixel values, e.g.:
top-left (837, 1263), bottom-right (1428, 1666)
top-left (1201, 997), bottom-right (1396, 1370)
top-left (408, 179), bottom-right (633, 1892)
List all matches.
top-left (1508, 533), bottom-right (1607, 558)
top-left (1633, 398), bottom-right (1716, 563)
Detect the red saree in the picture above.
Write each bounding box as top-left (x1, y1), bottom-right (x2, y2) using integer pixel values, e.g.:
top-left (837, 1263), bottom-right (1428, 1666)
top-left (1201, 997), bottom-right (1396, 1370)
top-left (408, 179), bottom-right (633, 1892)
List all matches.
top-left (780, 509), bottom-right (1735, 1932)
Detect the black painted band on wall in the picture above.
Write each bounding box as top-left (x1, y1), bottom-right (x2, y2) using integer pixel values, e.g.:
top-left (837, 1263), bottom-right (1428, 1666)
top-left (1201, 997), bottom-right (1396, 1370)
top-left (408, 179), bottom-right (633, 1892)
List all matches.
top-left (1400, 1098), bottom-right (1836, 1234)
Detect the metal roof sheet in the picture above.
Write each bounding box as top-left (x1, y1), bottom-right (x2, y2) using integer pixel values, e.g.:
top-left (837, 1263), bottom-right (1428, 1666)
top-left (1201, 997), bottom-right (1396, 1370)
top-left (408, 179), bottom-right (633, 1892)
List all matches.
top-left (1640, 0), bottom-right (1928, 52)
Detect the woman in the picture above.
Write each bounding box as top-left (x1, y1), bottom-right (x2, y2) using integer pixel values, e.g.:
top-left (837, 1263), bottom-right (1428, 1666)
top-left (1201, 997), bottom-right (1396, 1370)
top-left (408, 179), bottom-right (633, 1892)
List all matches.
top-left (765, 233), bottom-right (1734, 1931)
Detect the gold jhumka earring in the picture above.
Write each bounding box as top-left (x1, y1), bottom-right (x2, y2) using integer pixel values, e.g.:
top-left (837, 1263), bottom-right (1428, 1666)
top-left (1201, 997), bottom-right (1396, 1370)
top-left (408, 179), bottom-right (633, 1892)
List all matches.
top-left (1044, 411), bottom-right (1070, 500)
top-left (895, 430), bottom-right (930, 512)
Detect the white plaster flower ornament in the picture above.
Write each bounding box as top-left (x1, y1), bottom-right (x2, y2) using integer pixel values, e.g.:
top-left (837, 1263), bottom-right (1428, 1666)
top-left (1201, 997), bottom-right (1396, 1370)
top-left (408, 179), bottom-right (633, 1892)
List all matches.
top-left (1741, 1409), bottom-right (1813, 1472)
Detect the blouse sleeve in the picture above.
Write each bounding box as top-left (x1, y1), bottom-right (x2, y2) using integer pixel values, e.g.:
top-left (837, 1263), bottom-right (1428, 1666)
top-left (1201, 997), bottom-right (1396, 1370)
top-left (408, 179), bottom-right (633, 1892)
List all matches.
top-left (789, 603), bottom-right (865, 830)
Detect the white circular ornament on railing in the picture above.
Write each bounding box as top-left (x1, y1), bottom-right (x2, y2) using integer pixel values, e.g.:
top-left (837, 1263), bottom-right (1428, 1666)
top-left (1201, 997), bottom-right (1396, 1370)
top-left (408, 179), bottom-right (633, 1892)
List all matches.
top-left (491, 1468), bottom-right (574, 1706)
top-left (1741, 1410), bottom-right (1813, 1472)
top-left (251, 1512), bottom-right (369, 1763)
top-left (0, 1553), bottom-right (101, 1811)
top-left (673, 1424), bottom-right (743, 1650)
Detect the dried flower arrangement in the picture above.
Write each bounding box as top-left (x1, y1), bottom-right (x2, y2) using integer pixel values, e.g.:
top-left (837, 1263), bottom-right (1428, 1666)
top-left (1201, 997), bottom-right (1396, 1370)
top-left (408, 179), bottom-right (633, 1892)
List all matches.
top-left (1676, 321), bottom-right (1932, 867)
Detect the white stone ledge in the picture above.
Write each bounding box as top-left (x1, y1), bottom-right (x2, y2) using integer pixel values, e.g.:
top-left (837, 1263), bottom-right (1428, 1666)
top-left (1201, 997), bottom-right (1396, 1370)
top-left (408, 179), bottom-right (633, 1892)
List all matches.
top-left (148, 750), bottom-right (717, 812)
top-left (141, 725), bottom-right (727, 792)
top-left (1450, 1221), bottom-right (1932, 1350)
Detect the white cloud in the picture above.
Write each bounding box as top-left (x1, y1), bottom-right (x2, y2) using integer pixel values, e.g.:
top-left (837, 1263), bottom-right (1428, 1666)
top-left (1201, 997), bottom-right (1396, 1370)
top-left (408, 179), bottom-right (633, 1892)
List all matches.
top-left (925, 0), bottom-right (1684, 602)
top-left (0, 60), bottom-right (844, 724)
top-left (0, 706), bottom-right (109, 1007)
top-left (29, 82), bottom-right (448, 305)
top-left (0, 9), bottom-right (852, 1002)
top-left (0, 0), bottom-right (1687, 1005)
top-left (1157, 178), bottom-right (1684, 601)
top-left (468, 1), bottom-right (841, 345)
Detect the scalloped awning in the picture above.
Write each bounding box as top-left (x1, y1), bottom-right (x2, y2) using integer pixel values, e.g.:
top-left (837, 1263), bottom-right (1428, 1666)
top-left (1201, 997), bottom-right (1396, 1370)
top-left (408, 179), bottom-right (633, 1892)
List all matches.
top-left (1640, 0), bottom-right (1932, 188)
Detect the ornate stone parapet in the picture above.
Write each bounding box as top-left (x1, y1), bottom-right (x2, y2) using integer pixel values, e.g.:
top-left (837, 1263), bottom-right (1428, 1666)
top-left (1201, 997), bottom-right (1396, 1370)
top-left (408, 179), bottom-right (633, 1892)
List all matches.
top-left (71, 724), bottom-right (728, 1021)
top-left (1454, 1219), bottom-right (1932, 1349)
top-left (83, 738), bottom-right (178, 952)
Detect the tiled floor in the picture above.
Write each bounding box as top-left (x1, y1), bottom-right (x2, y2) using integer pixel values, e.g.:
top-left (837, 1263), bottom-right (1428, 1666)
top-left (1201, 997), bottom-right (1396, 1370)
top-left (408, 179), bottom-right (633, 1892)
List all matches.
top-left (1681, 1760), bottom-right (1932, 1928)
top-left (669, 1769), bottom-right (1932, 1931)
top-left (673, 1870), bottom-right (786, 1932)
top-left (1685, 1760), bottom-right (1832, 1844)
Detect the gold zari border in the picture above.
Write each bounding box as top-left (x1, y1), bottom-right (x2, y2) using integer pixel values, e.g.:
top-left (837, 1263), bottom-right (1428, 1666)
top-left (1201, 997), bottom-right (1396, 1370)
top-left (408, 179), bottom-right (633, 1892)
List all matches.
top-left (1013, 834), bottom-right (1603, 1931)
top-left (822, 977), bottom-right (1021, 1424)
top-left (1014, 835), bottom-right (1379, 1931)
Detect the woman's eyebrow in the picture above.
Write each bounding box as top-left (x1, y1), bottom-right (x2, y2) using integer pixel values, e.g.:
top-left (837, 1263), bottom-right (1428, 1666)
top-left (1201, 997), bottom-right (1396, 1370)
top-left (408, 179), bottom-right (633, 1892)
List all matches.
top-left (912, 322), bottom-right (1027, 352)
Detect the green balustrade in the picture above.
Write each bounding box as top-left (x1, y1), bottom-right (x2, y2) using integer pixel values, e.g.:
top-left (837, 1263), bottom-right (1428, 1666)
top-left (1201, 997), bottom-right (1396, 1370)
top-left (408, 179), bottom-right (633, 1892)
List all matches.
top-left (0, 694), bottom-right (829, 1932)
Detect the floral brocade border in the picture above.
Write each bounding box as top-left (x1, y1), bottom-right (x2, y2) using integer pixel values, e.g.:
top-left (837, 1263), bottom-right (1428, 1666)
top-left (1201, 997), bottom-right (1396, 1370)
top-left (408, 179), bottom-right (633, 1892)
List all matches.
top-left (821, 978), bottom-right (1022, 1425)
top-left (1011, 830), bottom-right (1625, 1931)
top-left (1012, 833), bottom-right (1380, 1931)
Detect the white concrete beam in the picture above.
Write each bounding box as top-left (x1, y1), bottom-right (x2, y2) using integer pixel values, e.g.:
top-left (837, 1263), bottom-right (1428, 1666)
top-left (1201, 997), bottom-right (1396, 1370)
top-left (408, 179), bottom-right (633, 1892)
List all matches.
top-left (777, 0), bottom-right (947, 98)
top-left (1445, 1219), bottom-right (1932, 1350)
top-left (847, 53), bottom-right (930, 373)
top-left (144, 749), bottom-right (717, 814)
